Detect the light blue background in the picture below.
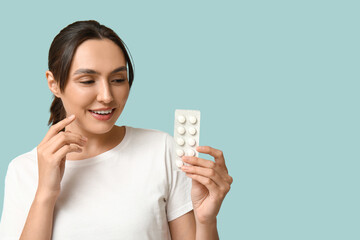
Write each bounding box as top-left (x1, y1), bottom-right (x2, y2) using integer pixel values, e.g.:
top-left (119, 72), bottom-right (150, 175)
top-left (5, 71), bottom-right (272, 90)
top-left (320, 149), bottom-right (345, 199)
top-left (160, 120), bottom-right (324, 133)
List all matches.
top-left (0, 0), bottom-right (359, 239)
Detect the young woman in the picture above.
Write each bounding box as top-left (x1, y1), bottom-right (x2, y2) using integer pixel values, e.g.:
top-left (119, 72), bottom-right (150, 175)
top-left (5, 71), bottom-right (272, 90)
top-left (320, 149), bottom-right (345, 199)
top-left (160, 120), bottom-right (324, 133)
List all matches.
top-left (0, 20), bottom-right (233, 240)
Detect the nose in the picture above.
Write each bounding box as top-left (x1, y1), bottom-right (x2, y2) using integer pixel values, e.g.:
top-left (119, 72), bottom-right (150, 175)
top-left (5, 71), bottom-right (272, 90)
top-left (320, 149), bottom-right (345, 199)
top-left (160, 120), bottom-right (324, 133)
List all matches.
top-left (97, 80), bottom-right (114, 104)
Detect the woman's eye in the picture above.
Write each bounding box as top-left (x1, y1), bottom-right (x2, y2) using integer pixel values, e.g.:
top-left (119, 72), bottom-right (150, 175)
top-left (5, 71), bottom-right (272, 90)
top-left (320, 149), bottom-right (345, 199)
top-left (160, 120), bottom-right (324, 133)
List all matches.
top-left (80, 80), bottom-right (94, 84)
top-left (79, 79), bottom-right (125, 84)
top-left (112, 79), bottom-right (125, 83)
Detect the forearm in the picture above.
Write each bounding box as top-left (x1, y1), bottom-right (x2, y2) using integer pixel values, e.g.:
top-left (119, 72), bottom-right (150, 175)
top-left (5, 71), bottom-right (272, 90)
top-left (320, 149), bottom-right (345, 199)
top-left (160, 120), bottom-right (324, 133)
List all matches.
top-left (195, 218), bottom-right (219, 240)
top-left (19, 192), bottom-right (58, 240)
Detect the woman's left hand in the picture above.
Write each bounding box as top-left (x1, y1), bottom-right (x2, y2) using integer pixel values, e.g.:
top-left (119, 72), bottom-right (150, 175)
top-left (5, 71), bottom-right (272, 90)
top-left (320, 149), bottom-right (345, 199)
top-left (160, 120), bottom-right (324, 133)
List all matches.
top-left (181, 146), bottom-right (233, 224)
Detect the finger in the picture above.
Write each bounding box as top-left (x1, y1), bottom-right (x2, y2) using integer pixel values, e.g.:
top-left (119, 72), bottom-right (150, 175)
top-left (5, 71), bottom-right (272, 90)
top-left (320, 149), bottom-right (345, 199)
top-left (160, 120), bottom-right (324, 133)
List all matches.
top-left (53, 144), bottom-right (82, 163)
top-left (47, 131), bottom-right (87, 154)
top-left (182, 156), bottom-right (231, 183)
top-left (196, 146), bottom-right (227, 170)
top-left (185, 172), bottom-right (221, 196)
top-left (182, 164), bottom-right (227, 188)
top-left (41, 115), bottom-right (76, 144)
top-left (196, 146), bottom-right (224, 161)
top-left (182, 156), bottom-right (215, 169)
top-left (185, 168), bottom-right (231, 200)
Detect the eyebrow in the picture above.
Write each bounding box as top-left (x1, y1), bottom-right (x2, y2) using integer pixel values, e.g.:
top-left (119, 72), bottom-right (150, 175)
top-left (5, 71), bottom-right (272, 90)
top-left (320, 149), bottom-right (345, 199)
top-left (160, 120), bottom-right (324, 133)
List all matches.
top-left (73, 66), bottom-right (127, 76)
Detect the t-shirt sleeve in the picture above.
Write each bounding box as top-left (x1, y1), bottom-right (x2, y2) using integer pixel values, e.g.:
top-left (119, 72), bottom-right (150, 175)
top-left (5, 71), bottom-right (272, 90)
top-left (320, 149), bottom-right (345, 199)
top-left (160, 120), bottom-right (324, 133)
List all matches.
top-left (0, 161), bottom-right (29, 240)
top-left (164, 133), bottom-right (193, 222)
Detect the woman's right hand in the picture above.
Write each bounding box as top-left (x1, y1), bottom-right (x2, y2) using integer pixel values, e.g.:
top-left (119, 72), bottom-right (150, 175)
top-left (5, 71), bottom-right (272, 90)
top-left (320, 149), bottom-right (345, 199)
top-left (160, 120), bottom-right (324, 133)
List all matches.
top-left (36, 115), bottom-right (87, 199)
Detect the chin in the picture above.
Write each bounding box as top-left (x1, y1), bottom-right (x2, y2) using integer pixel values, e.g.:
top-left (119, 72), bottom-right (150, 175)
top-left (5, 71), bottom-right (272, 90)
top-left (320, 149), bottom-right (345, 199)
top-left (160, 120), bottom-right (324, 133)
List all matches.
top-left (87, 124), bottom-right (115, 135)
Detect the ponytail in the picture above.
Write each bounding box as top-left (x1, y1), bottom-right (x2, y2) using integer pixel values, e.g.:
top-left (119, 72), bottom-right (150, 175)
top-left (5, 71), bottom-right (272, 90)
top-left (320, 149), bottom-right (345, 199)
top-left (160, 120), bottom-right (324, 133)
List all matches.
top-left (48, 95), bottom-right (66, 128)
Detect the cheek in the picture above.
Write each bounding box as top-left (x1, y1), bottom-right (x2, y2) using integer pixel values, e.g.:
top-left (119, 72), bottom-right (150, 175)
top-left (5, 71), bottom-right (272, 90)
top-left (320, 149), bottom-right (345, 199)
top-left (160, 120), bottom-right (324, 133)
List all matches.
top-left (116, 88), bottom-right (130, 103)
top-left (62, 92), bottom-right (95, 112)
top-left (63, 84), bottom-right (94, 104)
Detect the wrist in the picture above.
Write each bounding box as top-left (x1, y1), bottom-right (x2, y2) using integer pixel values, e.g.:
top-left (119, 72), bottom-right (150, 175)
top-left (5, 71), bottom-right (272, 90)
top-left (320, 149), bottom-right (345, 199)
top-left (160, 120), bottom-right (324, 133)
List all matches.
top-left (35, 190), bottom-right (59, 204)
top-left (194, 210), bottom-right (217, 225)
top-left (195, 216), bottom-right (217, 226)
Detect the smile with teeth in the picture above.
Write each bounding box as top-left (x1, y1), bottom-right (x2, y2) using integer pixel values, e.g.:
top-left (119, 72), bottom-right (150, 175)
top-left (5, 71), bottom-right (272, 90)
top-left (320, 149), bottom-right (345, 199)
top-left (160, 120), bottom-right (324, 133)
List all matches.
top-left (90, 108), bottom-right (115, 115)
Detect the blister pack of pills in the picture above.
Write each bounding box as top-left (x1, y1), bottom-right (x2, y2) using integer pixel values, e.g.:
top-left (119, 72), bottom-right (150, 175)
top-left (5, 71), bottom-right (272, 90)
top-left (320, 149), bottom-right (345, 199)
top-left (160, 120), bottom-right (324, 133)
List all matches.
top-left (173, 109), bottom-right (201, 171)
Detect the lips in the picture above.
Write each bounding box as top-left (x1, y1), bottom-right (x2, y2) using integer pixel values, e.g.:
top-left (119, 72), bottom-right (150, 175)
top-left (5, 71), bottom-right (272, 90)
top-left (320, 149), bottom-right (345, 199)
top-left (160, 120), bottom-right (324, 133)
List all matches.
top-left (88, 108), bottom-right (116, 121)
top-left (89, 107), bottom-right (115, 112)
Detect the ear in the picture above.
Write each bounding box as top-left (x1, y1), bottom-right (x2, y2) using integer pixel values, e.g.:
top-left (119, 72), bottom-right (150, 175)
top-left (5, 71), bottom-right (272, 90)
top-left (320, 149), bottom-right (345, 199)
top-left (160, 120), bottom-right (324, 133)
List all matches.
top-left (46, 70), bottom-right (61, 97)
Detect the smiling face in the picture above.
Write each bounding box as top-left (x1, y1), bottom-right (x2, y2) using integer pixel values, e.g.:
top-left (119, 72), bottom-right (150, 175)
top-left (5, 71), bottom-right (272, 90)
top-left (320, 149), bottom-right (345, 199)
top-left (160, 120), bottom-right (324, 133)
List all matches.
top-left (52, 38), bottom-right (130, 135)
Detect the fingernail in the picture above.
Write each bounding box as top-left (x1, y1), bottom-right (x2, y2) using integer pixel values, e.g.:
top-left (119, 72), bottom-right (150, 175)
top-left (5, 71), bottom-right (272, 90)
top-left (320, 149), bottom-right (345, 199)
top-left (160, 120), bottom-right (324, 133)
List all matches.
top-left (81, 136), bottom-right (88, 141)
top-left (68, 114), bottom-right (75, 119)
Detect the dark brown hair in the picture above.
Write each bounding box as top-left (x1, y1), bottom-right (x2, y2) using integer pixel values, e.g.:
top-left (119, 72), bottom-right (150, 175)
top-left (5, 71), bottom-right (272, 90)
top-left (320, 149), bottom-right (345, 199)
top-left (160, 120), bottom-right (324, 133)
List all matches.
top-left (47, 20), bottom-right (134, 127)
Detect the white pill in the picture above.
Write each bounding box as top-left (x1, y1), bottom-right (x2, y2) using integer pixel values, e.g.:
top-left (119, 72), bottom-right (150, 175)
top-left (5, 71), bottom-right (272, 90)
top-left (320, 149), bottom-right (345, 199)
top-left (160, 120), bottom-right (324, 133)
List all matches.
top-left (187, 149), bottom-right (195, 156)
top-left (189, 116), bottom-right (197, 124)
top-left (176, 149), bottom-right (184, 157)
top-left (177, 115), bottom-right (186, 124)
top-left (188, 127), bottom-right (196, 135)
top-left (177, 137), bottom-right (185, 146)
top-left (176, 159), bottom-right (184, 168)
top-left (177, 126), bottom-right (186, 135)
top-left (188, 138), bottom-right (196, 146)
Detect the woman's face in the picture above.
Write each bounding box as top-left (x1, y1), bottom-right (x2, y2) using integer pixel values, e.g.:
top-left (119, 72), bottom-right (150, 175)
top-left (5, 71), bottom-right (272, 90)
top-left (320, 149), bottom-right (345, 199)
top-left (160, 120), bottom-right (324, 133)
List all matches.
top-left (57, 38), bottom-right (130, 135)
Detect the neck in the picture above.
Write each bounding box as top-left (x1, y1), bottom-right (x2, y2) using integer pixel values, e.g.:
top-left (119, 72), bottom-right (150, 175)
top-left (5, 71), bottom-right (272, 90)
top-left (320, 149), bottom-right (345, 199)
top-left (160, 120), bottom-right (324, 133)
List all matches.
top-left (64, 124), bottom-right (125, 160)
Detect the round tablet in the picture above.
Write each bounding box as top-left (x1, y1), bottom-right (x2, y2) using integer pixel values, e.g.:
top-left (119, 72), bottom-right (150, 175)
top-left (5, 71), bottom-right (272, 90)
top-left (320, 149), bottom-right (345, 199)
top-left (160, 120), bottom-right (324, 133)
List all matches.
top-left (187, 149), bottom-right (195, 156)
top-left (188, 127), bottom-right (196, 135)
top-left (177, 115), bottom-right (186, 124)
top-left (177, 126), bottom-right (185, 135)
top-left (176, 159), bottom-right (184, 168)
top-left (177, 137), bottom-right (185, 146)
top-left (176, 149), bottom-right (184, 157)
top-left (189, 116), bottom-right (197, 124)
top-left (188, 138), bottom-right (196, 146)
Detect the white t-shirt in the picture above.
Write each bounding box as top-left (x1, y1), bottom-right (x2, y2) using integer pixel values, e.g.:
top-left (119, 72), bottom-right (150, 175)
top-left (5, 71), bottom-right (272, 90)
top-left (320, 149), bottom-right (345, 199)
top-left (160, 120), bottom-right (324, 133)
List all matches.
top-left (0, 126), bottom-right (193, 240)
